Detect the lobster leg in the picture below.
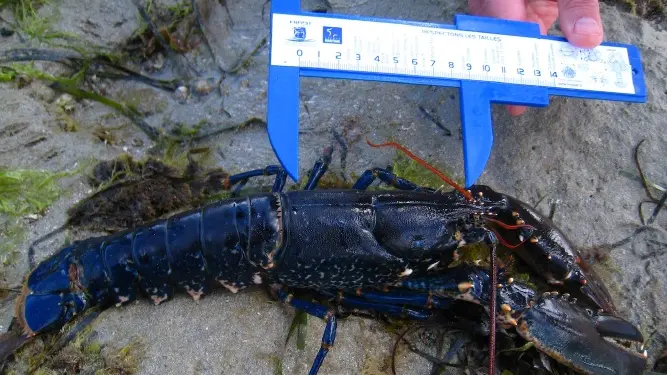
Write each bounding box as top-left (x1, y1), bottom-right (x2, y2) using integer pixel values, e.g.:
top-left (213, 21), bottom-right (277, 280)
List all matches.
top-left (225, 165), bottom-right (288, 195)
top-left (352, 167), bottom-right (435, 192)
top-left (224, 145), bottom-right (333, 195)
top-left (273, 288), bottom-right (337, 375)
top-left (333, 291), bottom-right (445, 317)
top-left (303, 146), bottom-right (333, 190)
top-left (347, 289), bottom-right (453, 310)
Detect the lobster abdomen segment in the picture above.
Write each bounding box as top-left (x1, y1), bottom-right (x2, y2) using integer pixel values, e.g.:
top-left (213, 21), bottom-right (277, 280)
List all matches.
top-left (166, 211), bottom-right (209, 300)
top-left (199, 195), bottom-right (281, 293)
top-left (132, 222), bottom-right (173, 304)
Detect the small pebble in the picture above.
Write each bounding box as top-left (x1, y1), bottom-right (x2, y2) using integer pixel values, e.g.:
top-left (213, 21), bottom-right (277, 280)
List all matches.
top-left (193, 79), bottom-right (216, 96)
top-left (56, 94), bottom-right (76, 113)
top-left (174, 86), bottom-right (189, 103)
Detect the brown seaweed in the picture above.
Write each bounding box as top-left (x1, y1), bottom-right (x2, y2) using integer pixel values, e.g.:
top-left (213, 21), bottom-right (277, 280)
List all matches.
top-left (67, 155), bottom-right (230, 233)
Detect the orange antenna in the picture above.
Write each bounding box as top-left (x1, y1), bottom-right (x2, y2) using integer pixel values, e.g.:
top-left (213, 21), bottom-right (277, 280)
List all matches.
top-left (365, 137), bottom-right (473, 201)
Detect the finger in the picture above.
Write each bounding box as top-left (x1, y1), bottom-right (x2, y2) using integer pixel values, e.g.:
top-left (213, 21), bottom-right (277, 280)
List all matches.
top-left (558, 0), bottom-right (603, 48)
top-left (467, 1), bottom-right (540, 118)
top-left (507, 105), bottom-right (527, 117)
top-left (468, 0), bottom-right (527, 21)
top-left (526, 0), bottom-right (560, 34)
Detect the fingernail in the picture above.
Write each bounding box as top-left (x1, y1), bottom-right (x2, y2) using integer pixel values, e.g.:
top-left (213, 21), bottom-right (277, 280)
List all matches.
top-left (574, 17), bottom-right (602, 36)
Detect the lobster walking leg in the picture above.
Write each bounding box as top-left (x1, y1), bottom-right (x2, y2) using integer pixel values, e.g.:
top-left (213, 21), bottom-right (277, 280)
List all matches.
top-left (271, 148), bottom-right (341, 375)
top-left (352, 167), bottom-right (435, 192)
top-left (273, 288), bottom-right (338, 375)
top-left (225, 165), bottom-right (288, 194)
top-left (303, 146), bottom-right (333, 190)
top-left (224, 144), bottom-right (334, 194)
top-left (333, 290), bottom-right (444, 317)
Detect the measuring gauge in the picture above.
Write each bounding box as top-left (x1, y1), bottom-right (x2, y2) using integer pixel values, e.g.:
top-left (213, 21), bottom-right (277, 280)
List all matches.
top-left (267, 1), bottom-right (646, 187)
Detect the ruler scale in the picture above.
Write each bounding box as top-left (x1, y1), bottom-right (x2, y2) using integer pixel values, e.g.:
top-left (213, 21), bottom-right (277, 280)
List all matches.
top-left (267, 1), bottom-right (646, 187)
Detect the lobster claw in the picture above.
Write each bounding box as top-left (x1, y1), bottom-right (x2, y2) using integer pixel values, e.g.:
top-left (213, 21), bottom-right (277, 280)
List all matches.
top-left (471, 185), bottom-right (618, 314)
top-left (516, 293), bottom-right (647, 375)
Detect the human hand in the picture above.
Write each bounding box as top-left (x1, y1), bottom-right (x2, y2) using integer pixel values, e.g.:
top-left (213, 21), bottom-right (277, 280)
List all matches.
top-left (468, 0), bottom-right (603, 116)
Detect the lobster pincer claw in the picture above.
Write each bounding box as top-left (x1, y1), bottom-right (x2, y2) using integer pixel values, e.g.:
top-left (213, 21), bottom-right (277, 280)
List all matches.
top-left (470, 185), bottom-right (618, 314)
top-left (516, 293), bottom-right (647, 375)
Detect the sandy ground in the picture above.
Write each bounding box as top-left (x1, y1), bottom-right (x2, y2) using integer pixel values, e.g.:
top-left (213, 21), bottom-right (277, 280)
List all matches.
top-left (0, 0), bottom-right (666, 374)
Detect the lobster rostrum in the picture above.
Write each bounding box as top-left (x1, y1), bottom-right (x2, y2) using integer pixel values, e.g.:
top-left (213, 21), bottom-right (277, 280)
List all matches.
top-left (6, 140), bottom-right (648, 375)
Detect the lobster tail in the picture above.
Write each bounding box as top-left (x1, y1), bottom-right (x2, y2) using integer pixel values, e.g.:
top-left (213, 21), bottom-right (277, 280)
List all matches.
top-left (14, 194), bottom-right (284, 336)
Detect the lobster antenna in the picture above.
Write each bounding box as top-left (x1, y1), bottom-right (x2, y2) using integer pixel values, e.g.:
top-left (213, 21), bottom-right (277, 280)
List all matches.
top-left (365, 138), bottom-right (473, 201)
top-left (488, 242), bottom-right (498, 375)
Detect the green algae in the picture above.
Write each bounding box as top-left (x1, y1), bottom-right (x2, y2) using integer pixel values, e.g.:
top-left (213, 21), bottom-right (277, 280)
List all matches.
top-left (7, 322), bottom-right (145, 375)
top-left (390, 152), bottom-right (463, 191)
top-left (0, 0), bottom-right (78, 42)
top-left (0, 168), bottom-right (72, 217)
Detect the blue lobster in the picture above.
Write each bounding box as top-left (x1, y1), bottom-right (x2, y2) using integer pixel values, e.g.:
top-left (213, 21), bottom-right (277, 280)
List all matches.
top-left (6, 142), bottom-right (648, 375)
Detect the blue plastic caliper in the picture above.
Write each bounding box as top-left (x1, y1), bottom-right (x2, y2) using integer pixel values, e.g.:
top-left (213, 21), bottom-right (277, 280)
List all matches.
top-left (267, 1), bottom-right (646, 187)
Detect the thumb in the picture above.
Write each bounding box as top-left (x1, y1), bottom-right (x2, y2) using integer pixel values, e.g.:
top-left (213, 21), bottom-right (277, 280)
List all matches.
top-left (558, 0), bottom-right (604, 48)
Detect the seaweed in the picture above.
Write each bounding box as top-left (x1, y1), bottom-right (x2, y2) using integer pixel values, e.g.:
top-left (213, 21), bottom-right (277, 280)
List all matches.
top-left (0, 60), bottom-right (85, 89)
top-left (633, 139), bottom-right (666, 227)
top-left (0, 166), bottom-right (80, 274)
top-left (0, 66), bottom-right (17, 82)
top-left (0, 56), bottom-right (166, 140)
top-left (605, 139), bottom-right (666, 252)
top-left (389, 150), bottom-right (462, 191)
top-left (131, 0), bottom-right (199, 75)
top-left (285, 310), bottom-right (308, 351)
top-left (269, 354), bottom-right (283, 375)
top-left (0, 46), bottom-right (253, 143)
top-left (64, 154), bottom-right (229, 234)
top-left (4, 315), bottom-right (145, 375)
top-left (417, 105), bottom-right (452, 137)
top-left (0, 168), bottom-right (73, 217)
top-left (49, 82), bottom-right (161, 141)
top-left (0, 0), bottom-right (77, 42)
top-left (390, 322), bottom-right (469, 375)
